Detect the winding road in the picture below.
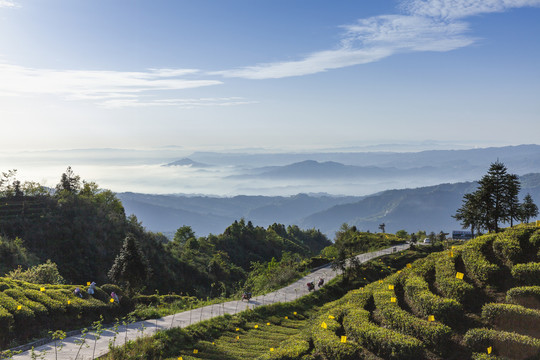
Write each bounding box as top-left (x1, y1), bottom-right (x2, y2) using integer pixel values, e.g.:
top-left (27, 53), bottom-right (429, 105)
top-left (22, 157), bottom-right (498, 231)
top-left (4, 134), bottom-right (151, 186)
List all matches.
top-left (10, 244), bottom-right (409, 359)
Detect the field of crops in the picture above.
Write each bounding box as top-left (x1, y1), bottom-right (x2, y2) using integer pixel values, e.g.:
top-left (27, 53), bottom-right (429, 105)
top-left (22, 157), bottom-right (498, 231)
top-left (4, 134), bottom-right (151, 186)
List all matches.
top-left (154, 225), bottom-right (540, 360)
top-left (0, 279), bottom-right (129, 348)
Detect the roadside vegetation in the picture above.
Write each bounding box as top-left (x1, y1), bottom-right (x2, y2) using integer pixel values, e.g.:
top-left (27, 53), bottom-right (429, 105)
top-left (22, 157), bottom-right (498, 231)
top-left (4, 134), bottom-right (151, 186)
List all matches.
top-left (101, 224), bottom-right (540, 360)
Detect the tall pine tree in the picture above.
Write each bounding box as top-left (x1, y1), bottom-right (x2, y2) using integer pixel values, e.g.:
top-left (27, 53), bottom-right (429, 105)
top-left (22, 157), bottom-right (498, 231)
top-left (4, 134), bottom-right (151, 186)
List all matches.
top-left (108, 234), bottom-right (151, 294)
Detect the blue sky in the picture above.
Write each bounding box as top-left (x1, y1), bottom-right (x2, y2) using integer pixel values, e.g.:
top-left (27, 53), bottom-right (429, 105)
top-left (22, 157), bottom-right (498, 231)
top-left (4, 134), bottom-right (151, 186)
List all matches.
top-left (1, 0), bottom-right (539, 152)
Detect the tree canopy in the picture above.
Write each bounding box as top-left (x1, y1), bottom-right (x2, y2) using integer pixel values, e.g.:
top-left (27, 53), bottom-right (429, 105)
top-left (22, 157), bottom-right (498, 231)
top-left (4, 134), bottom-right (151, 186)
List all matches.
top-left (454, 161), bottom-right (537, 235)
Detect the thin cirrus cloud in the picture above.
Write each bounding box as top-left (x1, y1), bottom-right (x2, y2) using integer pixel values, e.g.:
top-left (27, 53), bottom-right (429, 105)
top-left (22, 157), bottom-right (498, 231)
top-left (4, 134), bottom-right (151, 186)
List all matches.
top-left (216, 0), bottom-right (540, 79)
top-left (100, 97), bottom-right (258, 109)
top-left (0, 0), bottom-right (17, 8)
top-left (0, 62), bottom-right (223, 107)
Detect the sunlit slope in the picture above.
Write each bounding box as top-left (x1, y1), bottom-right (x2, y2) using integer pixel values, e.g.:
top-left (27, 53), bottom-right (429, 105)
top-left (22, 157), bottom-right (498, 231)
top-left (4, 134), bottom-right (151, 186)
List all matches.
top-left (0, 279), bottom-right (127, 348)
top-left (182, 226), bottom-right (540, 360)
top-left (249, 225), bottom-right (540, 360)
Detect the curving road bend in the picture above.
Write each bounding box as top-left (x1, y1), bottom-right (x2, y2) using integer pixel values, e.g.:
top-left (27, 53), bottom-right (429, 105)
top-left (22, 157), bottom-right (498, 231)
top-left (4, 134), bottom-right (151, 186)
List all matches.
top-left (11, 244), bottom-right (409, 360)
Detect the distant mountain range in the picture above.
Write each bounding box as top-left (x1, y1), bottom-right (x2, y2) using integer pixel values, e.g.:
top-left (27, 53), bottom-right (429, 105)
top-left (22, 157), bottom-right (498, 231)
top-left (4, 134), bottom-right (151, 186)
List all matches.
top-left (163, 158), bottom-right (211, 168)
top-left (117, 173), bottom-right (540, 239)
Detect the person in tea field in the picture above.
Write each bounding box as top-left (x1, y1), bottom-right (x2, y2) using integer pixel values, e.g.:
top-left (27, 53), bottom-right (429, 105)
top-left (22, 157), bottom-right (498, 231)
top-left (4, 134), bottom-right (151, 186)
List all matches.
top-left (88, 282), bottom-right (96, 295)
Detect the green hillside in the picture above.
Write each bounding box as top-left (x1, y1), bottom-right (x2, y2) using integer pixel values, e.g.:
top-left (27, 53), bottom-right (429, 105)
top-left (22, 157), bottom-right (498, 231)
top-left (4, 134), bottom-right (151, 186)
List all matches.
top-left (106, 224), bottom-right (540, 360)
top-left (0, 278), bottom-right (130, 348)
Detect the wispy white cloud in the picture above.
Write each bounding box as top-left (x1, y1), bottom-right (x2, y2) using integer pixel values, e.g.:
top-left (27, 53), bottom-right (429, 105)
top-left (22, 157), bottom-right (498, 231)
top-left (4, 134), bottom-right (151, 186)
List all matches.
top-left (0, 63), bottom-right (223, 105)
top-left (405, 0), bottom-right (540, 19)
top-left (100, 97), bottom-right (258, 109)
top-left (0, 0), bottom-right (18, 8)
top-left (217, 0), bottom-right (539, 79)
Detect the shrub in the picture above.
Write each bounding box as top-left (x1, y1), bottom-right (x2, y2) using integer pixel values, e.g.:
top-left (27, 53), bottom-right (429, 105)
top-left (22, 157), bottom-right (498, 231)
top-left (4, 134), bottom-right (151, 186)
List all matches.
top-left (471, 353), bottom-right (504, 360)
top-left (6, 260), bottom-right (66, 284)
top-left (481, 302), bottom-right (540, 337)
top-left (371, 282), bottom-right (452, 352)
top-left (506, 286), bottom-right (540, 309)
top-left (343, 307), bottom-right (423, 360)
top-left (23, 288), bottom-right (65, 313)
top-left (256, 334), bottom-right (311, 360)
top-left (3, 288), bottom-right (48, 318)
top-left (463, 328), bottom-right (540, 360)
top-left (401, 274), bottom-right (462, 326)
top-left (310, 314), bottom-right (358, 360)
top-left (0, 306), bottom-right (14, 347)
top-left (528, 229), bottom-right (540, 250)
top-left (461, 234), bottom-right (500, 286)
top-left (133, 294), bottom-right (160, 306)
top-left (0, 292), bottom-right (35, 338)
top-left (511, 262), bottom-right (540, 286)
top-left (492, 232), bottom-right (524, 267)
top-left (434, 250), bottom-right (475, 305)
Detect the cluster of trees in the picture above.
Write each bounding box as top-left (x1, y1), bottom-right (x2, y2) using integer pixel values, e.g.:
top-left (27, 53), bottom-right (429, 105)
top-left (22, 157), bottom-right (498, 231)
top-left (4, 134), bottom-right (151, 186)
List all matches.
top-left (454, 161), bottom-right (539, 237)
top-left (1, 168), bottom-right (330, 298)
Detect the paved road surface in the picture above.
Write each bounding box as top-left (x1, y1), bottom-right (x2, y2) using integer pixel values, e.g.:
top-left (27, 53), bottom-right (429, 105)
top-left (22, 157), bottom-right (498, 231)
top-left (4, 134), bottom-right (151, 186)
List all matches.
top-left (10, 244), bottom-right (409, 359)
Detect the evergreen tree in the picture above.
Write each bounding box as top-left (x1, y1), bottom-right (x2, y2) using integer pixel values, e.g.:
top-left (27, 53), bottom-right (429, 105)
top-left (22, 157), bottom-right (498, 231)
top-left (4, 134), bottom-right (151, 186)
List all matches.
top-left (453, 191), bottom-right (484, 238)
top-left (108, 235), bottom-right (151, 294)
top-left (519, 193), bottom-right (539, 224)
top-left (455, 161), bottom-right (521, 233)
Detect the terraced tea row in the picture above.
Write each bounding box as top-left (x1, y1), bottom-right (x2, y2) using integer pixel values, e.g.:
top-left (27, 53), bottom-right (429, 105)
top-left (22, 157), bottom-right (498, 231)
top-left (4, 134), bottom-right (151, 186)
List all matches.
top-left (255, 225), bottom-right (540, 359)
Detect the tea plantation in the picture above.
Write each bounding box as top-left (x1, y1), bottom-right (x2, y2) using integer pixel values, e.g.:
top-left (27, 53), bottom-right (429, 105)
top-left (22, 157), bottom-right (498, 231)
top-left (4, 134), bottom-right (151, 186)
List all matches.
top-left (130, 225), bottom-right (540, 360)
top-left (0, 279), bottom-right (130, 348)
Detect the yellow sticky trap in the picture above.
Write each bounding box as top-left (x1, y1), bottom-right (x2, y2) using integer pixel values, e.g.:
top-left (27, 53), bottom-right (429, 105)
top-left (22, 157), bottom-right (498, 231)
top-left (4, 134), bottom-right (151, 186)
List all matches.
top-left (388, 285), bottom-right (394, 290)
top-left (397, 270), bottom-right (401, 273)
top-left (293, 312), bottom-right (297, 315)
top-left (267, 322), bottom-right (271, 326)
top-left (451, 246), bottom-right (456, 249)
top-left (212, 342), bottom-right (215, 345)
top-left (378, 280), bottom-right (383, 284)
top-left (270, 348), bottom-right (274, 352)
top-left (456, 272), bottom-right (464, 279)
top-left (236, 336), bottom-right (240, 340)
top-left (487, 346), bottom-right (492, 354)
top-left (67, 300), bottom-right (71, 305)
top-left (536, 220), bottom-right (540, 227)
top-left (321, 322), bottom-right (327, 329)
top-left (236, 328), bottom-right (240, 331)
top-left (110, 298), bottom-right (115, 303)
top-left (406, 263), bottom-right (412, 268)
top-left (87, 282), bottom-right (91, 286)
top-left (178, 357), bottom-right (183, 360)
top-left (284, 316), bottom-right (288, 319)
top-left (17, 305), bottom-right (22, 310)
top-left (193, 349), bottom-right (198, 354)
top-left (328, 315), bottom-right (335, 319)
top-left (254, 325), bottom-right (258, 329)
top-left (428, 315), bottom-right (435, 322)
top-left (40, 287), bottom-right (45, 292)
top-left (450, 251), bottom-right (454, 257)
top-left (390, 297), bottom-right (397, 303)
top-left (341, 336), bottom-right (347, 343)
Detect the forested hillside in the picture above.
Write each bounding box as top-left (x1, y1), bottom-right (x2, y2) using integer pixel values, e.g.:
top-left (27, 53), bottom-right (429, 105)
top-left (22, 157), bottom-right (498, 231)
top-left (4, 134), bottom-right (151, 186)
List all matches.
top-left (0, 169), bottom-right (330, 299)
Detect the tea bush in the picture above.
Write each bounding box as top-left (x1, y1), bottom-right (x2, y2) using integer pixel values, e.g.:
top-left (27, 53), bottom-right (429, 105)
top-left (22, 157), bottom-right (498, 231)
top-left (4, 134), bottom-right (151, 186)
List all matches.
top-left (401, 273), bottom-right (462, 326)
top-left (434, 250), bottom-right (475, 305)
top-left (481, 302), bottom-right (540, 337)
top-left (462, 234), bottom-right (500, 286)
top-left (464, 328), bottom-right (540, 360)
top-left (506, 286), bottom-right (540, 309)
top-left (511, 262), bottom-right (540, 286)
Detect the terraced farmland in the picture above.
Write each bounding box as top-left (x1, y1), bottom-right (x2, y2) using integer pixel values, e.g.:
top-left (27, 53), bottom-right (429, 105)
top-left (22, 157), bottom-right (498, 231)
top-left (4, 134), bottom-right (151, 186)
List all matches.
top-left (161, 225), bottom-right (540, 360)
top-left (0, 279), bottom-right (128, 348)
top-left (252, 225), bottom-right (540, 360)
